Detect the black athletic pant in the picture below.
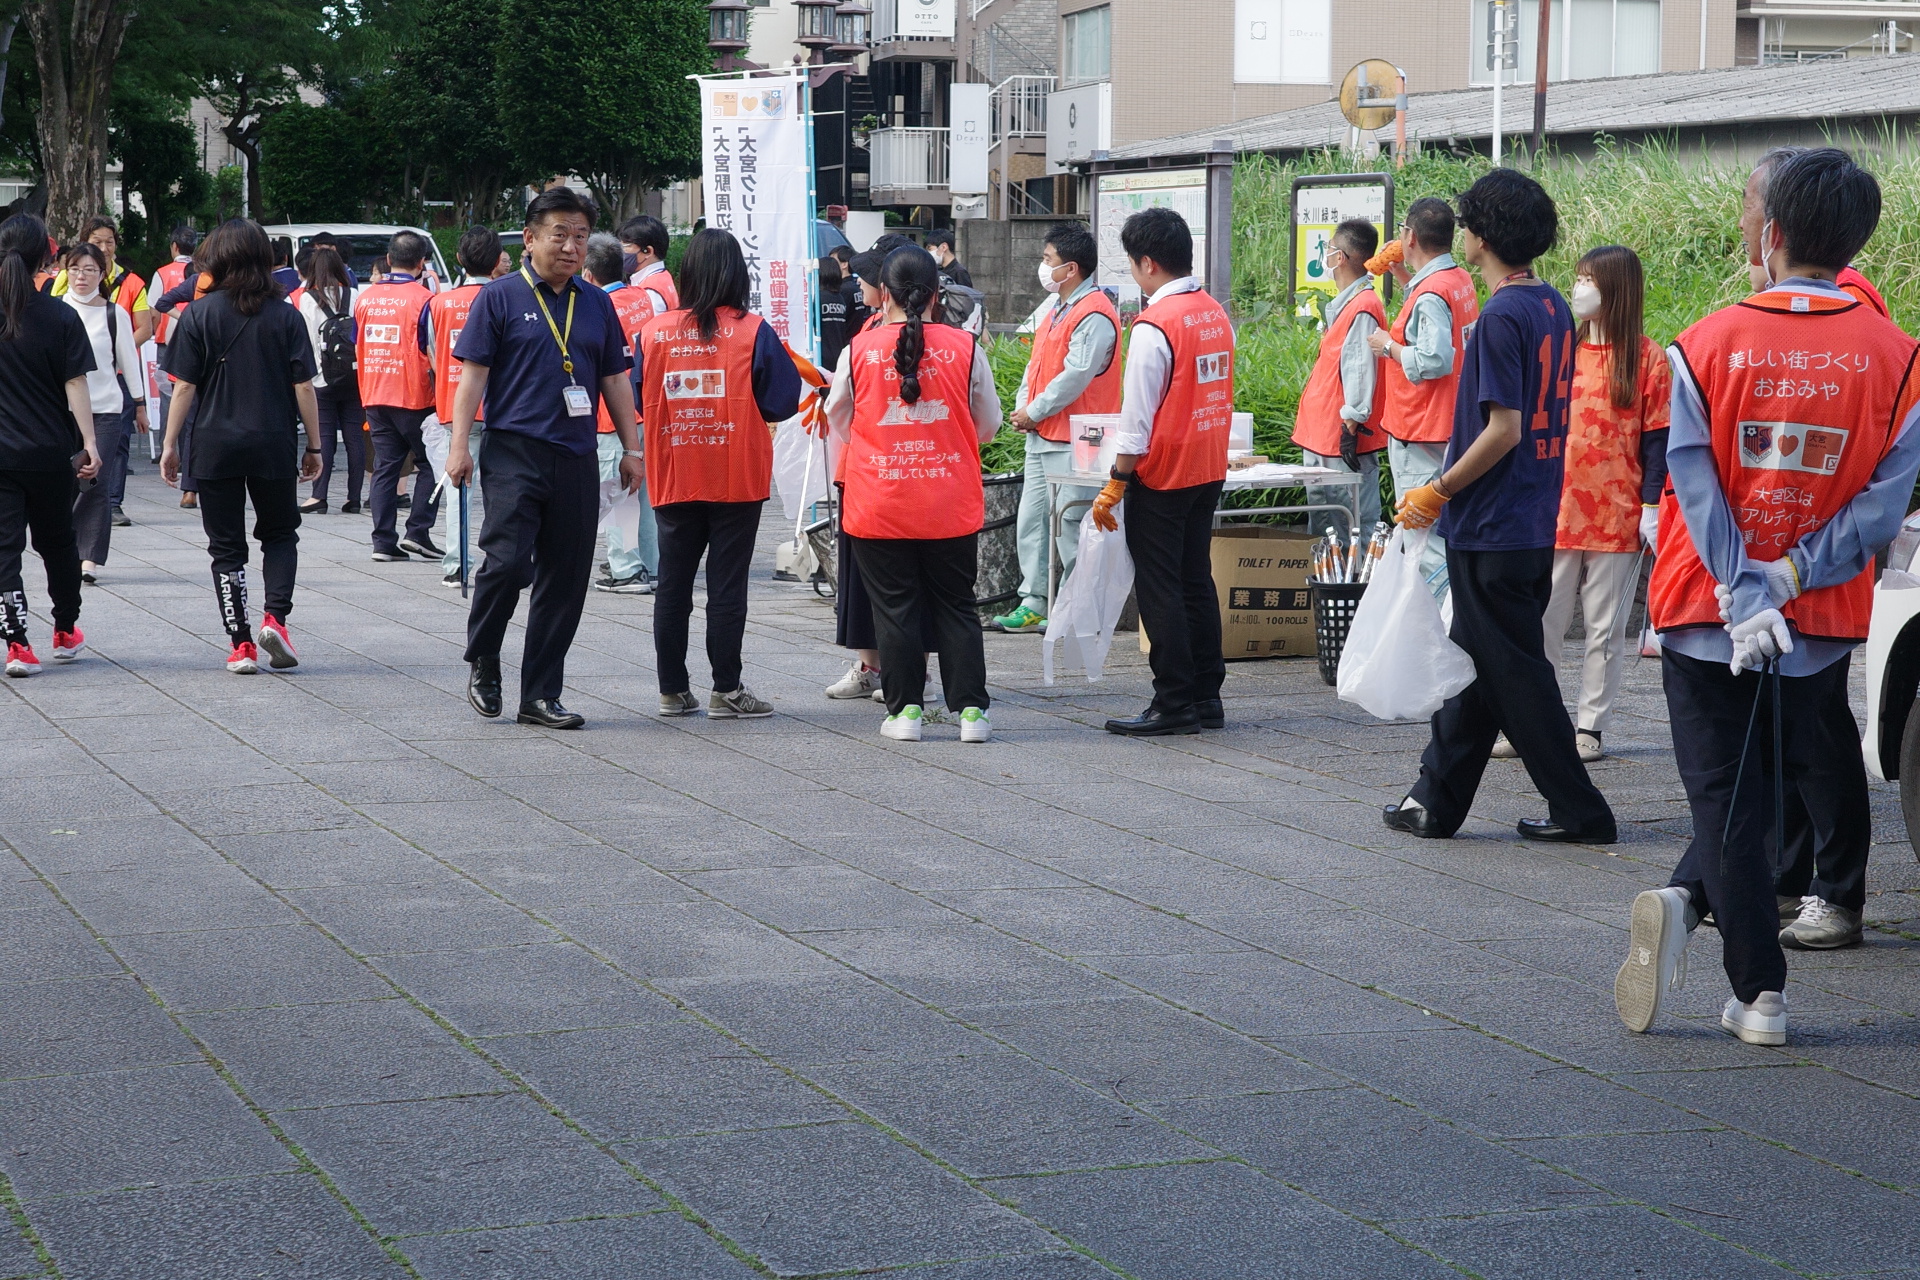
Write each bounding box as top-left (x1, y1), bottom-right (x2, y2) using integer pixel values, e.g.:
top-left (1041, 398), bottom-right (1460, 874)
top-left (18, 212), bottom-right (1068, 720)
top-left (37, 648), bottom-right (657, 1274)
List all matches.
top-left (849, 533), bottom-right (988, 715)
top-left (463, 428), bottom-right (598, 704)
top-left (1771, 654), bottom-right (1871, 912)
top-left (1410, 546), bottom-right (1615, 837)
top-left (313, 384), bottom-right (365, 506)
top-left (1661, 648), bottom-right (1857, 1000)
top-left (197, 474), bottom-right (301, 641)
top-left (366, 405), bottom-right (438, 553)
top-left (0, 468), bottom-right (82, 640)
top-left (652, 499), bottom-right (763, 696)
top-left (1125, 478), bottom-right (1226, 715)
top-left (74, 402), bottom-right (134, 564)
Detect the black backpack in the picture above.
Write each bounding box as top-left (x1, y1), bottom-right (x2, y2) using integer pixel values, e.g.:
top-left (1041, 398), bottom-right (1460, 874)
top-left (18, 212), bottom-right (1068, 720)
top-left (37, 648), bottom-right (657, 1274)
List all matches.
top-left (312, 291), bottom-right (357, 386)
top-left (938, 272), bottom-right (985, 334)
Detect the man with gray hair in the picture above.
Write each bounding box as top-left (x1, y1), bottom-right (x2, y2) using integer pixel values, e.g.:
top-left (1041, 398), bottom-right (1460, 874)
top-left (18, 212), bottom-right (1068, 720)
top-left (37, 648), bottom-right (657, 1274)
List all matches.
top-left (584, 232), bottom-right (659, 593)
top-left (1741, 146), bottom-right (1889, 315)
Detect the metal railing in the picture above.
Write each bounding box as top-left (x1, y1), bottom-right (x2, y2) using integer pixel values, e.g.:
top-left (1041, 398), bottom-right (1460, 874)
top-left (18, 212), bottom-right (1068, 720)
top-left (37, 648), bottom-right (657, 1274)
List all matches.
top-left (869, 127), bottom-right (950, 192)
top-left (991, 74), bottom-right (1053, 143)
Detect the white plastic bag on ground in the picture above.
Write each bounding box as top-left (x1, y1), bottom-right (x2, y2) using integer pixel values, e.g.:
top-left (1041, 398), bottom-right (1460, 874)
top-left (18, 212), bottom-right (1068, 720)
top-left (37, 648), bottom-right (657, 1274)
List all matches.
top-left (772, 415), bottom-right (828, 523)
top-left (1043, 507), bottom-right (1135, 684)
top-left (1337, 527), bottom-right (1476, 720)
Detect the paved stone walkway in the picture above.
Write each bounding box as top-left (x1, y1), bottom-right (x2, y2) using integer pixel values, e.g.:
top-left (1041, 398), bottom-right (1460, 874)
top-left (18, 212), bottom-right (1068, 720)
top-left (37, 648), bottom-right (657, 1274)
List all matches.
top-left (3, 467), bottom-right (1917, 1280)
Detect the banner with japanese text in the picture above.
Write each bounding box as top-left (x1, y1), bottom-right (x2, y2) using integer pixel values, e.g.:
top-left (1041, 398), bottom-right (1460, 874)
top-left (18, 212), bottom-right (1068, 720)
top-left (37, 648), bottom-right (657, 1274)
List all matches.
top-left (699, 73), bottom-right (815, 358)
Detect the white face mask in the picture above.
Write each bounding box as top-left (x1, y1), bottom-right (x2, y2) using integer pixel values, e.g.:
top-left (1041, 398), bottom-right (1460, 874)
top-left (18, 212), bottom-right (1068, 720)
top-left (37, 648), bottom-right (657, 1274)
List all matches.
top-left (1570, 281), bottom-right (1602, 320)
top-left (1759, 218), bottom-right (1779, 288)
top-left (1038, 260), bottom-right (1065, 293)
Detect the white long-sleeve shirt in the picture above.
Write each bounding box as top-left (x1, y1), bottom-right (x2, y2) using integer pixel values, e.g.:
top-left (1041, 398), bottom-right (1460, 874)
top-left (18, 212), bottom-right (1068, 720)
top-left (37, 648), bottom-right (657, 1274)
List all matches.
top-left (65, 293), bottom-right (146, 414)
top-left (1112, 276), bottom-right (1233, 457)
top-left (296, 285), bottom-right (355, 392)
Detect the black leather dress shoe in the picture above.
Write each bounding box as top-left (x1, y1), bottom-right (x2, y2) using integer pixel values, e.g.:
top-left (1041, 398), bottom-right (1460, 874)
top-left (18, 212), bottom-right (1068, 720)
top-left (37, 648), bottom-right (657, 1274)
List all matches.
top-left (1105, 706), bottom-right (1200, 737)
top-left (467, 656), bottom-right (502, 718)
top-left (1517, 817), bottom-right (1618, 844)
top-left (1196, 698), bottom-right (1225, 730)
top-left (1382, 801), bottom-right (1451, 839)
top-left (518, 698), bottom-right (585, 729)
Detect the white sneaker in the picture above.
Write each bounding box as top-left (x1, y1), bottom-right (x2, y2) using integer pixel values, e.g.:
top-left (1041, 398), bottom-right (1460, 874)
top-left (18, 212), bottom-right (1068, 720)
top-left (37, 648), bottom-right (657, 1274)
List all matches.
top-left (1779, 896), bottom-right (1863, 950)
top-left (959, 707), bottom-right (991, 743)
top-left (1615, 886), bottom-right (1693, 1033)
top-left (826, 660), bottom-right (881, 700)
top-left (1722, 991), bottom-right (1787, 1045)
top-left (881, 705), bottom-right (923, 741)
top-left (1491, 733), bottom-right (1519, 759)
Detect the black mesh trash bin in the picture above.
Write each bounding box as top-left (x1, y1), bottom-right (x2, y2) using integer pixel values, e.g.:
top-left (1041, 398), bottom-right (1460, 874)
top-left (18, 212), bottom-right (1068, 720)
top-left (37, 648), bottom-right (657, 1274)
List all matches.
top-left (972, 471), bottom-right (1023, 622)
top-left (1311, 581), bottom-right (1368, 686)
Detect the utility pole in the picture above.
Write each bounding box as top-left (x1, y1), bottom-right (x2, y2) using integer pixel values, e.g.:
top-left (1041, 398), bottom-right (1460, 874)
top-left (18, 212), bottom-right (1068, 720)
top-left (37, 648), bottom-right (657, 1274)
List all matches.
top-left (1490, 0), bottom-right (1508, 165)
top-left (1531, 0), bottom-right (1551, 160)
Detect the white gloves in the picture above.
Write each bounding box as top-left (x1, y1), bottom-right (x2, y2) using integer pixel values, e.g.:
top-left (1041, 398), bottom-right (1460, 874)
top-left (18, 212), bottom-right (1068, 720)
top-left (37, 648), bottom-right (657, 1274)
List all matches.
top-left (1728, 607), bottom-right (1795, 674)
top-left (1763, 556), bottom-right (1802, 606)
top-left (1639, 505), bottom-right (1659, 552)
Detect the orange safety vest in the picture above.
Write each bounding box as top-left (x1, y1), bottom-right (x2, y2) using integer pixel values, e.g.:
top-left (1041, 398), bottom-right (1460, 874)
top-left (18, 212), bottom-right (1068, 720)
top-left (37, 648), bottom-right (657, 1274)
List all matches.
top-left (842, 321), bottom-right (983, 540)
top-left (638, 307), bottom-right (775, 507)
top-left (1836, 266), bottom-right (1890, 320)
top-left (637, 268), bottom-right (679, 315)
top-left (1382, 264), bottom-right (1479, 443)
top-left (1027, 288), bottom-right (1121, 443)
top-left (430, 284), bottom-right (486, 424)
top-left (596, 285), bottom-right (656, 434)
top-left (152, 259), bottom-right (189, 344)
top-left (1130, 287), bottom-right (1234, 491)
top-left (1293, 286), bottom-right (1387, 458)
top-left (352, 278), bottom-right (435, 410)
top-left (1649, 290), bottom-right (1920, 643)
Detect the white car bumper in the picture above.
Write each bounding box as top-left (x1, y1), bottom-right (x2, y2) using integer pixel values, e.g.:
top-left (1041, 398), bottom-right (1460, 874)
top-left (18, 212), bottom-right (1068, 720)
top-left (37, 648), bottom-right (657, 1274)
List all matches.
top-left (1862, 577), bottom-right (1920, 780)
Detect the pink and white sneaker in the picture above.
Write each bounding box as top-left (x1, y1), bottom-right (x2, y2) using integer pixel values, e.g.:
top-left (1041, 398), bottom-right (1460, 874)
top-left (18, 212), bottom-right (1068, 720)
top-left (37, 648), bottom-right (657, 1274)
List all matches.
top-left (257, 615), bottom-right (298, 669)
top-left (4, 641), bottom-right (39, 677)
top-left (51, 628), bottom-right (84, 661)
top-left (225, 640), bottom-right (260, 674)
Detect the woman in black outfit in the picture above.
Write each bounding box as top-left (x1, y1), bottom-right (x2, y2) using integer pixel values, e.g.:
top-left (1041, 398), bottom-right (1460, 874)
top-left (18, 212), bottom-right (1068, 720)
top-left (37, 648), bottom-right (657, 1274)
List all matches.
top-left (0, 215), bottom-right (98, 677)
top-left (160, 219), bottom-right (324, 675)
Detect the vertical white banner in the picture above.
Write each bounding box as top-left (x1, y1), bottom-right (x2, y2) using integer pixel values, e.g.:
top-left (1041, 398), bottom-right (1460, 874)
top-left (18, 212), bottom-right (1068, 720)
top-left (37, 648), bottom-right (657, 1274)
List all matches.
top-left (949, 82), bottom-right (991, 195)
top-left (700, 73), bottom-right (813, 352)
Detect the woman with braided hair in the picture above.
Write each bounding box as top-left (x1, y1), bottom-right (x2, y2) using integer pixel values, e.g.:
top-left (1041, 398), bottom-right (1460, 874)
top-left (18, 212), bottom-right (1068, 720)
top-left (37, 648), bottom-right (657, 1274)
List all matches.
top-left (826, 246), bottom-right (1003, 742)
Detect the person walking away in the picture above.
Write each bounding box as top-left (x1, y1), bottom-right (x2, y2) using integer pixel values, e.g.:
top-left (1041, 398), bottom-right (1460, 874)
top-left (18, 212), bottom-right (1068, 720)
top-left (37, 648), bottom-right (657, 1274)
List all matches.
top-left (1384, 169), bottom-right (1617, 845)
top-left (354, 230), bottom-right (441, 562)
top-left (927, 228), bottom-right (972, 288)
top-left (1091, 208), bottom-right (1234, 738)
top-left (270, 237), bottom-right (301, 294)
top-left (0, 215), bottom-right (98, 676)
top-left (642, 229), bottom-right (801, 718)
top-left (583, 233), bottom-right (661, 595)
top-left (620, 215), bottom-right (679, 313)
top-left (61, 243), bottom-right (147, 584)
top-left (294, 244), bottom-right (363, 515)
top-left (445, 187), bottom-right (642, 730)
top-left (151, 226), bottom-right (201, 510)
top-left (1295, 217), bottom-right (1387, 540)
top-left (991, 221), bottom-right (1120, 635)
top-left (1618, 149), bottom-right (1920, 1046)
top-left (426, 228), bottom-right (503, 585)
top-left (1367, 197), bottom-right (1478, 594)
top-left (825, 245), bottom-right (1003, 741)
top-left (158, 220), bottom-right (324, 674)
top-left (1494, 246), bottom-right (1668, 765)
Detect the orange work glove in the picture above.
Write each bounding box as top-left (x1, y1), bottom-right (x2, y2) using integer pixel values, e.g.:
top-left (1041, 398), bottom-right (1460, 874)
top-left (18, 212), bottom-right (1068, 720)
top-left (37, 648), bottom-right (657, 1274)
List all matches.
top-left (1089, 478), bottom-right (1128, 532)
top-left (1397, 482), bottom-right (1448, 530)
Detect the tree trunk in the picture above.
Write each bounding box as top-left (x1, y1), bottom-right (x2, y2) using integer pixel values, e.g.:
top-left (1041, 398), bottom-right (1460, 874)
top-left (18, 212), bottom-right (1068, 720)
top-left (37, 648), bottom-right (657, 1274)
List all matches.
top-left (24, 0), bottom-right (135, 239)
top-left (217, 74), bottom-right (265, 221)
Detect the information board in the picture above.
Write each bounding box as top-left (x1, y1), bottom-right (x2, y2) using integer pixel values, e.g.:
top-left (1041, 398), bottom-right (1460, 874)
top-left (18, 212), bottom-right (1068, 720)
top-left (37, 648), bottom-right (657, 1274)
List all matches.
top-left (1289, 174), bottom-right (1392, 311)
top-left (1096, 168), bottom-right (1208, 314)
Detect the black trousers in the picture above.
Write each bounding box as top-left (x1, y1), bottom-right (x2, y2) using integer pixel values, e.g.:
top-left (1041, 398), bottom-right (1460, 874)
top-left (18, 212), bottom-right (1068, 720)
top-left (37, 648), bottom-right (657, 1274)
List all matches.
top-left (849, 534), bottom-right (989, 715)
top-left (74, 402), bottom-right (135, 563)
top-left (1125, 479), bottom-right (1226, 715)
top-left (835, 506), bottom-right (936, 652)
top-left (171, 380), bottom-right (200, 494)
top-left (0, 468), bottom-right (82, 639)
top-left (1772, 656), bottom-right (1871, 912)
top-left (366, 405), bottom-right (438, 552)
top-left (313, 384), bottom-right (365, 505)
top-left (653, 499), bottom-right (763, 696)
top-left (1660, 648), bottom-right (1859, 1000)
top-left (1411, 546), bottom-right (1615, 836)
top-left (107, 400), bottom-right (134, 509)
top-left (463, 429), bottom-right (598, 703)
top-left (197, 474), bottom-right (301, 640)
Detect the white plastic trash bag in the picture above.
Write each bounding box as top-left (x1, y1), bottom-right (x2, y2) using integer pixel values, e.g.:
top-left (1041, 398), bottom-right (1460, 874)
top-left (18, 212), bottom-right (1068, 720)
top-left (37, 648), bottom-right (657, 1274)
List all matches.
top-left (421, 415), bottom-right (450, 479)
top-left (1043, 507), bottom-right (1135, 684)
top-left (1337, 527), bottom-right (1476, 720)
top-left (772, 414), bottom-right (828, 523)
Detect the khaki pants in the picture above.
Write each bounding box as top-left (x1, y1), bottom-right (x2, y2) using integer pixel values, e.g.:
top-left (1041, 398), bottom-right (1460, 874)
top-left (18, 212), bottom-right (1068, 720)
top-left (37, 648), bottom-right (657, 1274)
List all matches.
top-left (1541, 547), bottom-right (1640, 735)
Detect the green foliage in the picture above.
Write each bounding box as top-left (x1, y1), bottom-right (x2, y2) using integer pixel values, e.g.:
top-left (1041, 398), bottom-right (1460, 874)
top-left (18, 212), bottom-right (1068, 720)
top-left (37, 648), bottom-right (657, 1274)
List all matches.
top-left (979, 333), bottom-right (1034, 473)
top-left (260, 101), bottom-right (364, 221)
top-left (108, 87), bottom-right (213, 272)
top-left (381, 0), bottom-right (518, 224)
top-left (211, 164), bottom-right (244, 218)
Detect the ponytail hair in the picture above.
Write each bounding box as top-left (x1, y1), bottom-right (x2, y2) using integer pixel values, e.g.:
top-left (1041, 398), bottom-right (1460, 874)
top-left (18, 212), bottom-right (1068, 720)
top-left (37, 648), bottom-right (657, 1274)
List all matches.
top-left (880, 245), bottom-right (940, 404)
top-left (0, 213), bottom-right (51, 342)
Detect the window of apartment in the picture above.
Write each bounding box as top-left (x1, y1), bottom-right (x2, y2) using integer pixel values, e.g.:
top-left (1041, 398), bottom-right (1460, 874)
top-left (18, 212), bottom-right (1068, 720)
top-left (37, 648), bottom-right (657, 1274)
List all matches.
top-left (1064, 5), bottom-right (1112, 85)
top-left (1473, 0), bottom-right (1661, 83)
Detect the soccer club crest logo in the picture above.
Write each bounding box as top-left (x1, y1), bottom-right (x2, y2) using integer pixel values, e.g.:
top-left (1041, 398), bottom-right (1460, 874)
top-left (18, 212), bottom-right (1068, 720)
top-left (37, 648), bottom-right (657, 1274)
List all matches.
top-left (1740, 421), bottom-right (1775, 462)
top-left (759, 88), bottom-right (785, 118)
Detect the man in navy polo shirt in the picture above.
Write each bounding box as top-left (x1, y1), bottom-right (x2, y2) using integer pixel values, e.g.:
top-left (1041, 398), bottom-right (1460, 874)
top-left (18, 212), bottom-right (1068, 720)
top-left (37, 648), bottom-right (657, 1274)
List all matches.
top-left (444, 187), bottom-right (644, 729)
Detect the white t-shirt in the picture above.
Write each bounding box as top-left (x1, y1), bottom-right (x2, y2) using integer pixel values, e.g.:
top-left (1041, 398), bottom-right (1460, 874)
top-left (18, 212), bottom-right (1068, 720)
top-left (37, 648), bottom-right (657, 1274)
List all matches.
top-left (64, 293), bottom-right (147, 415)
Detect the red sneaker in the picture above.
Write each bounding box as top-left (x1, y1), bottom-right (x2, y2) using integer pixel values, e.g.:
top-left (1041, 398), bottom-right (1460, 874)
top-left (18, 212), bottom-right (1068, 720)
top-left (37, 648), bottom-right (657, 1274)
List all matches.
top-left (257, 615), bottom-right (298, 669)
top-left (4, 641), bottom-right (39, 677)
top-left (52, 628), bottom-right (84, 661)
top-left (225, 640), bottom-right (259, 674)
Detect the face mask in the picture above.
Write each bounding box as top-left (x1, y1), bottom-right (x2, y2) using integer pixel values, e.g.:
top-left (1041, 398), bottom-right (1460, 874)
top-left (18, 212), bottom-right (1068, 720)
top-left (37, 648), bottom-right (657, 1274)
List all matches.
top-left (1759, 218), bottom-right (1779, 288)
top-left (69, 279), bottom-right (100, 303)
top-left (1570, 281), bottom-right (1602, 320)
top-left (1038, 260), bottom-right (1065, 293)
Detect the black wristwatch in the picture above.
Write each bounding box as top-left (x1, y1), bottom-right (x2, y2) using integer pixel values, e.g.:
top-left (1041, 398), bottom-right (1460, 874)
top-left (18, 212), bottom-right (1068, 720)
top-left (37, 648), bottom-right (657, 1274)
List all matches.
top-left (1109, 466), bottom-right (1134, 484)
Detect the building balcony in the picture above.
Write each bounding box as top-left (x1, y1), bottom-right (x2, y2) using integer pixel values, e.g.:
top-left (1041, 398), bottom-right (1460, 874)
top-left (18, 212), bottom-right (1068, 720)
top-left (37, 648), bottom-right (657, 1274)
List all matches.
top-left (992, 74), bottom-right (1053, 156)
top-left (869, 0), bottom-right (957, 61)
top-left (869, 126), bottom-right (951, 203)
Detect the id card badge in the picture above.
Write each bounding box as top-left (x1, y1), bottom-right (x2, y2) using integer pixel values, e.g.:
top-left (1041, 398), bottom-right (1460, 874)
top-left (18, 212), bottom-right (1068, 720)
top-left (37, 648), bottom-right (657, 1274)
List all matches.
top-left (563, 384), bottom-right (592, 417)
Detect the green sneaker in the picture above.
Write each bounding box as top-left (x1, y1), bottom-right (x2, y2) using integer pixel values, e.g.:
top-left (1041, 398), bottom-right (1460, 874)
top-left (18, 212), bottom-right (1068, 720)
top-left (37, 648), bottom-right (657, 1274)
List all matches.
top-left (881, 704), bottom-right (923, 742)
top-left (990, 604), bottom-right (1046, 633)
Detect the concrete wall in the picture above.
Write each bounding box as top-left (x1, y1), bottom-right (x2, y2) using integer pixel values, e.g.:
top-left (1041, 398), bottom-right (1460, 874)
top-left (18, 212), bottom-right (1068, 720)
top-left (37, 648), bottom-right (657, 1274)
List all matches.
top-left (959, 216), bottom-right (1078, 325)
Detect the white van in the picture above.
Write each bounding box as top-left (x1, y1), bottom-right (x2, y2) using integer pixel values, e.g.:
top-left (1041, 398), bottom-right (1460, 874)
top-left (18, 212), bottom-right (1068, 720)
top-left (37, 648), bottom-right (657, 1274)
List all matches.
top-left (260, 223), bottom-right (452, 289)
top-left (1860, 509), bottom-right (1920, 856)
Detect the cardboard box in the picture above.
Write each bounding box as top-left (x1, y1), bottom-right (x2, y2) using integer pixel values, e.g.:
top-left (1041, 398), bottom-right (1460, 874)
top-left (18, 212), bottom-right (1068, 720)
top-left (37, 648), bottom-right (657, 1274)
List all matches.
top-left (1139, 527), bottom-right (1318, 660)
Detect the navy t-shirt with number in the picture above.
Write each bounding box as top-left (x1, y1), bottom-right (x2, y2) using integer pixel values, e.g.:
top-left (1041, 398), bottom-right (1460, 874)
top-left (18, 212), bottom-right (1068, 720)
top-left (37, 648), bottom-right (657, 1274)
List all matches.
top-left (1437, 280), bottom-right (1574, 551)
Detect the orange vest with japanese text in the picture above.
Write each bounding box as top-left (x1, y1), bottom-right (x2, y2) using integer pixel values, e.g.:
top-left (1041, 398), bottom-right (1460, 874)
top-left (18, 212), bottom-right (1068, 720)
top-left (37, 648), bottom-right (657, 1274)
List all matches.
top-left (352, 278), bottom-right (434, 410)
top-left (1836, 266), bottom-right (1890, 320)
top-left (152, 259), bottom-right (189, 344)
top-left (596, 285), bottom-right (656, 434)
top-left (430, 284), bottom-right (486, 424)
top-left (1293, 286), bottom-right (1387, 458)
top-left (1649, 291), bottom-right (1920, 643)
top-left (638, 307), bottom-right (774, 507)
top-left (637, 269), bottom-right (679, 315)
top-left (1130, 287), bottom-right (1234, 491)
top-left (842, 322), bottom-right (983, 540)
top-left (1383, 264), bottom-right (1480, 443)
top-left (1027, 288), bottom-right (1122, 443)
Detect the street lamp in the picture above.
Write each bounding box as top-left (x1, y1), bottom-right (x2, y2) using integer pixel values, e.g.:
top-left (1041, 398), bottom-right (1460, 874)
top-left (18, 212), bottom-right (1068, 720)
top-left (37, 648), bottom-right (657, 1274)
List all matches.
top-left (832, 0), bottom-right (872, 58)
top-left (707, 0), bottom-right (751, 72)
top-left (796, 0), bottom-right (839, 62)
